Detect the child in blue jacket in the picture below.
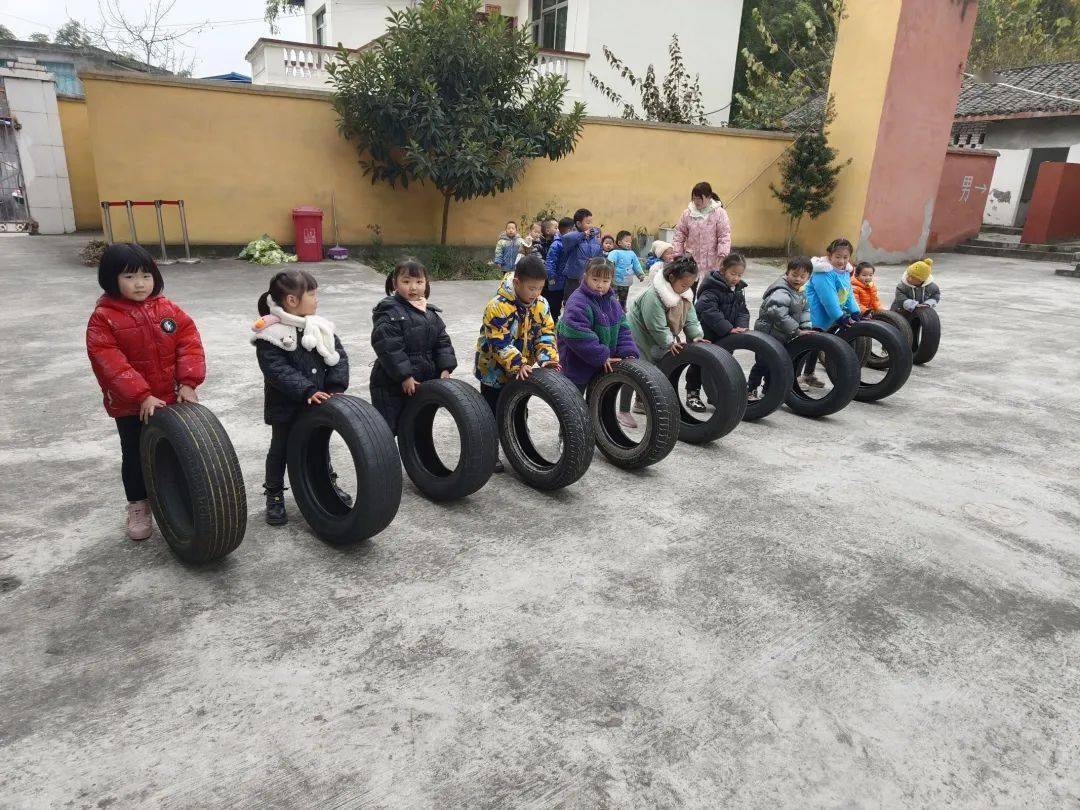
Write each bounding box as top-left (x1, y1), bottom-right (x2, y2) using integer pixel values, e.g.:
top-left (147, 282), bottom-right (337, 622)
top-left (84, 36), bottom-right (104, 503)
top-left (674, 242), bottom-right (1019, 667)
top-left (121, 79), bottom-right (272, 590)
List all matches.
top-left (801, 237), bottom-right (862, 388)
top-left (607, 230), bottom-right (647, 308)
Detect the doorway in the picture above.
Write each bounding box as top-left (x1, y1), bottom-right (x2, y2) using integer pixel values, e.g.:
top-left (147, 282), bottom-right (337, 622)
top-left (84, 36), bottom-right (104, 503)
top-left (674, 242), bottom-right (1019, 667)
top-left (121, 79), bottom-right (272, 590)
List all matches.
top-left (1016, 146), bottom-right (1069, 228)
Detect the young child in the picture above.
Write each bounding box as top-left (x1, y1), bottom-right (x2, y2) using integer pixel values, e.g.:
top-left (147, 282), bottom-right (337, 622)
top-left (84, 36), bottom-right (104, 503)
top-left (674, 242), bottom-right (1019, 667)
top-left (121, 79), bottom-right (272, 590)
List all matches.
top-left (252, 269), bottom-right (349, 525)
top-left (608, 230), bottom-right (647, 308)
top-left (370, 258), bottom-right (457, 434)
top-left (475, 255), bottom-right (560, 471)
top-left (543, 216), bottom-right (577, 322)
top-left (801, 237), bottom-right (862, 388)
top-left (557, 208), bottom-right (604, 299)
top-left (851, 261), bottom-right (882, 313)
top-left (646, 240), bottom-right (675, 273)
top-left (625, 256), bottom-right (706, 415)
top-left (689, 252), bottom-right (750, 411)
top-left (86, 243), bottom-right (205, 541)
top-left (601, 234), bottom-right (616, 256)
top-left (892, 258), bottom-right (941, 314)
top-left (537, 218), bottom-right (559, 261)
top-left (748, 257), bottom-right (813, 401)
top-left (493, 220), bottom-right (524, 272)
top-left (556, 257), bottom-right (638, 394)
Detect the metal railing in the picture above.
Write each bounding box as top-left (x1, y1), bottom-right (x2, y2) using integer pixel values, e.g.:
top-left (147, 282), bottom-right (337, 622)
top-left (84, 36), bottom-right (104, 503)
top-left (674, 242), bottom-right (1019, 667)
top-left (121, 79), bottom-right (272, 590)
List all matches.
top-left (100, 199), bottom-right (200, 264)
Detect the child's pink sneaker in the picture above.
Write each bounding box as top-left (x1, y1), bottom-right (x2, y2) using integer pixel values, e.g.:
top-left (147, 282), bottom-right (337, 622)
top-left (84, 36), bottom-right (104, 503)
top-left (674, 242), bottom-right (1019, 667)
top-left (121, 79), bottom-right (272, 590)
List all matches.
top-left (126, 500), bottom-right (153, 541)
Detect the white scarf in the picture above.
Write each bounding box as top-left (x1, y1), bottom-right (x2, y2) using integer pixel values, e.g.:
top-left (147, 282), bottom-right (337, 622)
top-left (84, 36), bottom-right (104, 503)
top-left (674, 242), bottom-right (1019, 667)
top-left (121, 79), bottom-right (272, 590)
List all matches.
top-left (652, 269), bottom-right (694, 309)
top-left (262, 294), bottom-right (341, 366)
top-left (688, 199), bottom-right (720, 220)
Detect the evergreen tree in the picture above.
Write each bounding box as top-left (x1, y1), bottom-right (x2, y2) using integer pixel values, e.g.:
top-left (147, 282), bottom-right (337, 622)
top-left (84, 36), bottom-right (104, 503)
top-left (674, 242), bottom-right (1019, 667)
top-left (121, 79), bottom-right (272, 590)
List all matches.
top-left (770, 100), bottom-right (849, 252)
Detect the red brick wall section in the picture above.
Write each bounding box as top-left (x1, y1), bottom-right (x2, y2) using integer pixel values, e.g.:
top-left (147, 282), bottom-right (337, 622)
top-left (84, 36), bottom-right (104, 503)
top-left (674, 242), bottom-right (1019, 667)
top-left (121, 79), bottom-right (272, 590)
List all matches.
top-left (927, 148), bottom-right (998, 250)
top-left (1021, 163), bottom-right (1080, 245)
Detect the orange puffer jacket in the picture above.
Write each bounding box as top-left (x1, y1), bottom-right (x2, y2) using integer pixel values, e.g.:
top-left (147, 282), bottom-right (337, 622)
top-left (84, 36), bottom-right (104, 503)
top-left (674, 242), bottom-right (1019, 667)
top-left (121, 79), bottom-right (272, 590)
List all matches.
top-left (851, 274), bottom-right (882, 313)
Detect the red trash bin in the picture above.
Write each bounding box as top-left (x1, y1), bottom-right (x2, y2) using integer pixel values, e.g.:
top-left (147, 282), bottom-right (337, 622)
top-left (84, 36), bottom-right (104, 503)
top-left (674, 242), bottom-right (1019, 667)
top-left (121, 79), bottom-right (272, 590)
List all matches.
top-left (292, 206), bottom-right (324, 262)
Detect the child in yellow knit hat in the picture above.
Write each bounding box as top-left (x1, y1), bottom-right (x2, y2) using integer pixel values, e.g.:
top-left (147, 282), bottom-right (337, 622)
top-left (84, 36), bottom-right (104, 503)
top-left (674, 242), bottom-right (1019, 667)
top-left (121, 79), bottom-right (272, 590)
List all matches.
top-left (891, 258), bottom-right (941, 314)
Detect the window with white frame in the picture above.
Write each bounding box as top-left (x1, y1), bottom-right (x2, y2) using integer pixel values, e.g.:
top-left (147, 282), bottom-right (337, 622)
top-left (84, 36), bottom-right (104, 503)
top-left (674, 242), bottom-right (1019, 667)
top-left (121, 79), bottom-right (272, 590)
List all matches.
top-left (531, 0), bottom-right (568, 51)
top-left (313, 7), bottom-right (327, 46)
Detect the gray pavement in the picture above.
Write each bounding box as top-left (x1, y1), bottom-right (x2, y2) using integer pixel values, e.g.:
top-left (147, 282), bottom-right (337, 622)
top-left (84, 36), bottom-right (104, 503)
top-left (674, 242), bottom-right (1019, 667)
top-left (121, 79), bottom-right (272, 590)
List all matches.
top-left (2, 234), bottom-right (1080, 807)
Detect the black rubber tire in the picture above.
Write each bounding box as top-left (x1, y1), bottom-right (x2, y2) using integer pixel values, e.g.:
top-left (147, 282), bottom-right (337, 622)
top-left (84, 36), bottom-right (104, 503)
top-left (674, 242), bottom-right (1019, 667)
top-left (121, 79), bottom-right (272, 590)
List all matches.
top-left (910, 306), bottom-right (941, 365)
top-left (866, 310), bottom-right (913, 370)
top-left (139, 403), bottom-right (246, 564)
top-left (287, 395), bottom-right (402, 545)
top-left (838, 320), bottom-right (913, 402)
top-left (497, 368), bottom-right (594, 491)
top-left (658, 343), bottom-right (747, 444)
top-left (717, 331), bottom-right (793, 422)
top-left (397, 379), bottom-right (498, 501)
top-left (784, 332), bottom-right (860, 418)
top-left (586, 359), bottom-right (679, 470)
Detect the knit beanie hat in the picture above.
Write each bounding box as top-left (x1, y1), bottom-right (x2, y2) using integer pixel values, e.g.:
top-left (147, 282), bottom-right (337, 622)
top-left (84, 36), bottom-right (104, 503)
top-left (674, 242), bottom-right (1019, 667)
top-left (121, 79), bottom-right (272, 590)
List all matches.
top-left (907, 258), bottom-right (933, 283)
top-left (652, 240), bottom-right (674, 259)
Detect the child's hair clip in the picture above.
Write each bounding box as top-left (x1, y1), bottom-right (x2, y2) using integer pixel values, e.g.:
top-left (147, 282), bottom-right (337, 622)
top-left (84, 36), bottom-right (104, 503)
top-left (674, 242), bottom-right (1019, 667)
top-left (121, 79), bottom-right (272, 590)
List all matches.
top-left (252, 314), bottom-right (281, 332)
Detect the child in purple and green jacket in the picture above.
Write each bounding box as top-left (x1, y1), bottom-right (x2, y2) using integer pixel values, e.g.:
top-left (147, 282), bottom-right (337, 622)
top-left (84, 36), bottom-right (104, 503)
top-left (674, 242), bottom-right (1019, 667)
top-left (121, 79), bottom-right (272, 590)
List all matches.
top-left (556, 258), bottom-right (638, 394)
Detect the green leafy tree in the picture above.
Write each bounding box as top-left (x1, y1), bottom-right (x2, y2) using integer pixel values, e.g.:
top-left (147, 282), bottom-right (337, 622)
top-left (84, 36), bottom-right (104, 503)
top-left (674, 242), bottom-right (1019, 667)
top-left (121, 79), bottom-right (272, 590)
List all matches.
top-left (969, 0), bottom-right (1080, 69)
top-left (588, 35), bottom-right (708, 125)
top-left (54, 19), bottom-right (91, 48)
top-left (0, 25), bottom-right (16, 41)
top-left (29, 33), bottom-right (50, 44)
top-left (327, 0), bottom-right (585, 244)
top-left (733, 0), bottom-right (845, 130)
top-left (770, 100), bottom-right (849, 252)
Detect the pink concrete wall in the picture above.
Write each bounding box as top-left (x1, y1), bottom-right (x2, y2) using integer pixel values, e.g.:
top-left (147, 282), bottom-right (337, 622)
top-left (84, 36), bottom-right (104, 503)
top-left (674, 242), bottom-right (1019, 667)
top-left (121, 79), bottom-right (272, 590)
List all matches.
top-left (927, 148), bottom-right (998, 250)
top-left (859, 0), bottom-right (980, 262)
top-left (1021, 162), bottom-right (1080, 245)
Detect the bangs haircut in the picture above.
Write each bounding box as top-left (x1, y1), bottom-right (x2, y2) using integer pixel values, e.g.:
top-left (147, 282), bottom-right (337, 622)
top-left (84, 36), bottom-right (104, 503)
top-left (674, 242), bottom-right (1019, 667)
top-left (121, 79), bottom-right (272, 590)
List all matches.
top-left (787, 256), bottom-right (813, 274)
top-left (98, 242), bottom-right (164, 297)
top-left (259, 268), bottom-right (319, 316)
top-left (386, 257), bottom-right (431, 297)
top-left (584, 257), bottom-right (615, 280)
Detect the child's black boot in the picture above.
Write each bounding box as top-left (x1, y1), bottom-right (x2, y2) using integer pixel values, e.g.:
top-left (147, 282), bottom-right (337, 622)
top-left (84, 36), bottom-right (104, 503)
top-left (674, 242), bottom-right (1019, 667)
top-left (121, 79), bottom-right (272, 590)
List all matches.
top-left (329, 469), bottom-right (354, 507)
top-left (264, 485), bottom-right (288, 526)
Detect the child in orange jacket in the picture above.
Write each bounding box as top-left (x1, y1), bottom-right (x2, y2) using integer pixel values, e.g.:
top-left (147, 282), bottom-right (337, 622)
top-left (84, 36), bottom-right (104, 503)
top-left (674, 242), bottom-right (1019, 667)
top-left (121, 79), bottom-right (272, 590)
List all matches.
top-left (851, 261), bottom-right (882, 313)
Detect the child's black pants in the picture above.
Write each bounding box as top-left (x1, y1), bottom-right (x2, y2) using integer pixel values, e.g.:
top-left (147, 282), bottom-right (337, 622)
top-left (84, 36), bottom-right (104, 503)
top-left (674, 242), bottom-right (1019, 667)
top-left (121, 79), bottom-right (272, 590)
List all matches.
top-left (264, 422), bottom-right (291, 492)
top-left (115, 416), bottom-right (147, 503)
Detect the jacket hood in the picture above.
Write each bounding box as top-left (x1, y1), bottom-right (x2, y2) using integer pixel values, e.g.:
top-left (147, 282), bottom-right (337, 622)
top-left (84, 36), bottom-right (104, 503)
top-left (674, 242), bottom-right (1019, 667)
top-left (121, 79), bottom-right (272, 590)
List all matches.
top-left (811, 256), bottom-right (852, 274)
top-left (652, 267), bottom-right (694, 308)
top-left (851, 274), bottom-right (876, 291)
top-left (687, 199), bottom-right (721, 220)
top-left (698, 270), bottom-right (746, 297)
top-left (763, 276), bottom-right (803, 298)
top-left (903, 273), bottom-right (934, 288)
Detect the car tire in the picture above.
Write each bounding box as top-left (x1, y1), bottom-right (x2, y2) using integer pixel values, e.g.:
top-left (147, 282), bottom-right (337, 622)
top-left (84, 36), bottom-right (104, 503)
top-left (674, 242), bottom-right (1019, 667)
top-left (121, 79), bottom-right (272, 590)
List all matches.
top-left (497, 368), bottom-right (594, 490)
top-left (866, 310), bottom-right (913, 370)
top-left (838, 319), bottom-right (913, 402)
top-left (397, 379), bottom-right (498, 501)
top-left (717, 331), bottom-right (793, 422)
top-left (140, 403), bottom-right (247, 564)
top-left (586, 359), bottom-right (679, 470)
top-left (784, 332), bottom-right (860, 418)
top-left (658, 343), bottom-right (747, 444)
top-left (287, 395), bottom-right (402, 545)
top-left (911, 306), bottom-right (941, 365)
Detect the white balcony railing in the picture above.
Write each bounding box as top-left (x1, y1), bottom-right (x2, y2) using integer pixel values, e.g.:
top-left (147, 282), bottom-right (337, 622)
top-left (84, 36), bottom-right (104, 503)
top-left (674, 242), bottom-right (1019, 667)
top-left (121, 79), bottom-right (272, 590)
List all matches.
top-left (246, 39), bottom-right (345, 91)
top-left (535, 49), bottom-right (588, 109)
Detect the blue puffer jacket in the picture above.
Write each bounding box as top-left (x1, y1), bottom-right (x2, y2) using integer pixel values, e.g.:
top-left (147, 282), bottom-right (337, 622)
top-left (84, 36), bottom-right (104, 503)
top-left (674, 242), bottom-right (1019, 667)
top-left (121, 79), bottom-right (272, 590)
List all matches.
top-left (559, 228), bottom-right (603, 281)
top-left (545, 234), bottom-right (567, 291)
top-left (805, 257), bottom-right (860, 329)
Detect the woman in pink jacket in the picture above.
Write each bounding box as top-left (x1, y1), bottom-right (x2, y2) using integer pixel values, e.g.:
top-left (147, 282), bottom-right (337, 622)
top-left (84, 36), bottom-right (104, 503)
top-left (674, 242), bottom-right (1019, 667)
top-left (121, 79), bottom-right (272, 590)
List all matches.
top-left (672, 181), bottom-right (732, 286)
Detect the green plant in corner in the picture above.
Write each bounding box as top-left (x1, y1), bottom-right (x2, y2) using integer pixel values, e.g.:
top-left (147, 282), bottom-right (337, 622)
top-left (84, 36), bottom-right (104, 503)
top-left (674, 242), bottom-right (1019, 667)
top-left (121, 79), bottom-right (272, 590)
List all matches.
top-left (366, 223), bottom-right (384, 259)
top-left (769, 98), bottom-right (849, 253)
top-left (327, 0), bottom-right (585, 245)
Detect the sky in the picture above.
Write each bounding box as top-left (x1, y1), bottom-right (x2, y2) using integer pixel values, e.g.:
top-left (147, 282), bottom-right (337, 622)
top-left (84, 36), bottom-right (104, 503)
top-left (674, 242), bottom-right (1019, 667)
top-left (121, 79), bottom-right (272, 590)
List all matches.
top-left (0, 0), bottom-right (306, 76)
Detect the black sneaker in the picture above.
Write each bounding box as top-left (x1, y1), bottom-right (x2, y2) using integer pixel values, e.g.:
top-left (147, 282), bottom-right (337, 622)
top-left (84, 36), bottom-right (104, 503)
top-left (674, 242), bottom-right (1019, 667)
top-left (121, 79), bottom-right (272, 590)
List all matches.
top-left (265, 488), bottom-right (287, 526)
top-left (494, 459), bottom-right (505, 474)
top-left (329, 471), bottom-right (354, 507)
top-left (685, 391), bottom-right (707, 413)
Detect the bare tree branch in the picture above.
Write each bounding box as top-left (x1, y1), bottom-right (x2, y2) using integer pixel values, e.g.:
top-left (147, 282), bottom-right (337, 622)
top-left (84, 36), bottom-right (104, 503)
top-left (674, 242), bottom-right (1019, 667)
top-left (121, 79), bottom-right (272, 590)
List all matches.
top-left (85, 0), bottom-right (207, 74)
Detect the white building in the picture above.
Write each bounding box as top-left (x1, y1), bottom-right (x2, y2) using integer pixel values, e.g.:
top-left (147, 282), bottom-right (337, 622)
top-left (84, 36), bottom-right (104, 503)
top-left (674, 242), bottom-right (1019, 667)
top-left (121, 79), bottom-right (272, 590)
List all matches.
top-left (246, 0), bottom-right (743, 125)
top-left (950, 61), bottom-right (1080, 229)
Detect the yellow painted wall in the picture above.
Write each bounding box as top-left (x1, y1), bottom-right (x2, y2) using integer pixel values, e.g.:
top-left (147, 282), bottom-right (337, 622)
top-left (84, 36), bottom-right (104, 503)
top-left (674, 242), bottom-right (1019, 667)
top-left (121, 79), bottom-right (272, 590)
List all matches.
top-left (801, 0), bottom-right (904, 252)
top-left (82, 72), bottom-right (793, 248)
top-left (57, 97), bottom-right (101, 231)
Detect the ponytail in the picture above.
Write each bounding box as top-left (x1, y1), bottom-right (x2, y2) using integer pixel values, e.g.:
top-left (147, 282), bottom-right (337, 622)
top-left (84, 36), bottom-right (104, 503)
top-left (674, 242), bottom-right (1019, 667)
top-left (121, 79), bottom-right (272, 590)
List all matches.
top-left (692, 181), bottom-right (721, 204)
top-left (258, 269), bottom-right (318, 316)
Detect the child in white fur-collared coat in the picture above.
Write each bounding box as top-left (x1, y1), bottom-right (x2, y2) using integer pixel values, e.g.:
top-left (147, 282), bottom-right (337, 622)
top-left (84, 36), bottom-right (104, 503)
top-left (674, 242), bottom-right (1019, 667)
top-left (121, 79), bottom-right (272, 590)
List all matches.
top-left (251, 269), bottom-right (349, 526)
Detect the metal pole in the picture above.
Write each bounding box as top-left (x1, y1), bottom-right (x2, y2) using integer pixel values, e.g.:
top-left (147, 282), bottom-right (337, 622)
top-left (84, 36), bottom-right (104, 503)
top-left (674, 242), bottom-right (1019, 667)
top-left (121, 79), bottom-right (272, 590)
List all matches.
top-left (125, 200), bottom-right (138, 244)
top-left (101, 202), bottom-right (114, 244)
top-left (153, 200), bottom-right (175, 265)
top-left (176, 199), bottom-right (200, 264)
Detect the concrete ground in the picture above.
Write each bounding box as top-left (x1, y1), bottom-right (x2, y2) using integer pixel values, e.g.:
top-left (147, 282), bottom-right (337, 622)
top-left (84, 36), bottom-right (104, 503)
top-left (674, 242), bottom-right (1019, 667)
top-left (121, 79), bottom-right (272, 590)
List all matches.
top-left (2, 234), bottom-right (1080, 807)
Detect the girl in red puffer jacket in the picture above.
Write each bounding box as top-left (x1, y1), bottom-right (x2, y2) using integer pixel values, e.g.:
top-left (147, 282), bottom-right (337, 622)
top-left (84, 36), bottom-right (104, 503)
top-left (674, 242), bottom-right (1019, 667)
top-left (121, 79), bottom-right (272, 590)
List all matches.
top-left (86, 243), bottom-right (206, 542)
